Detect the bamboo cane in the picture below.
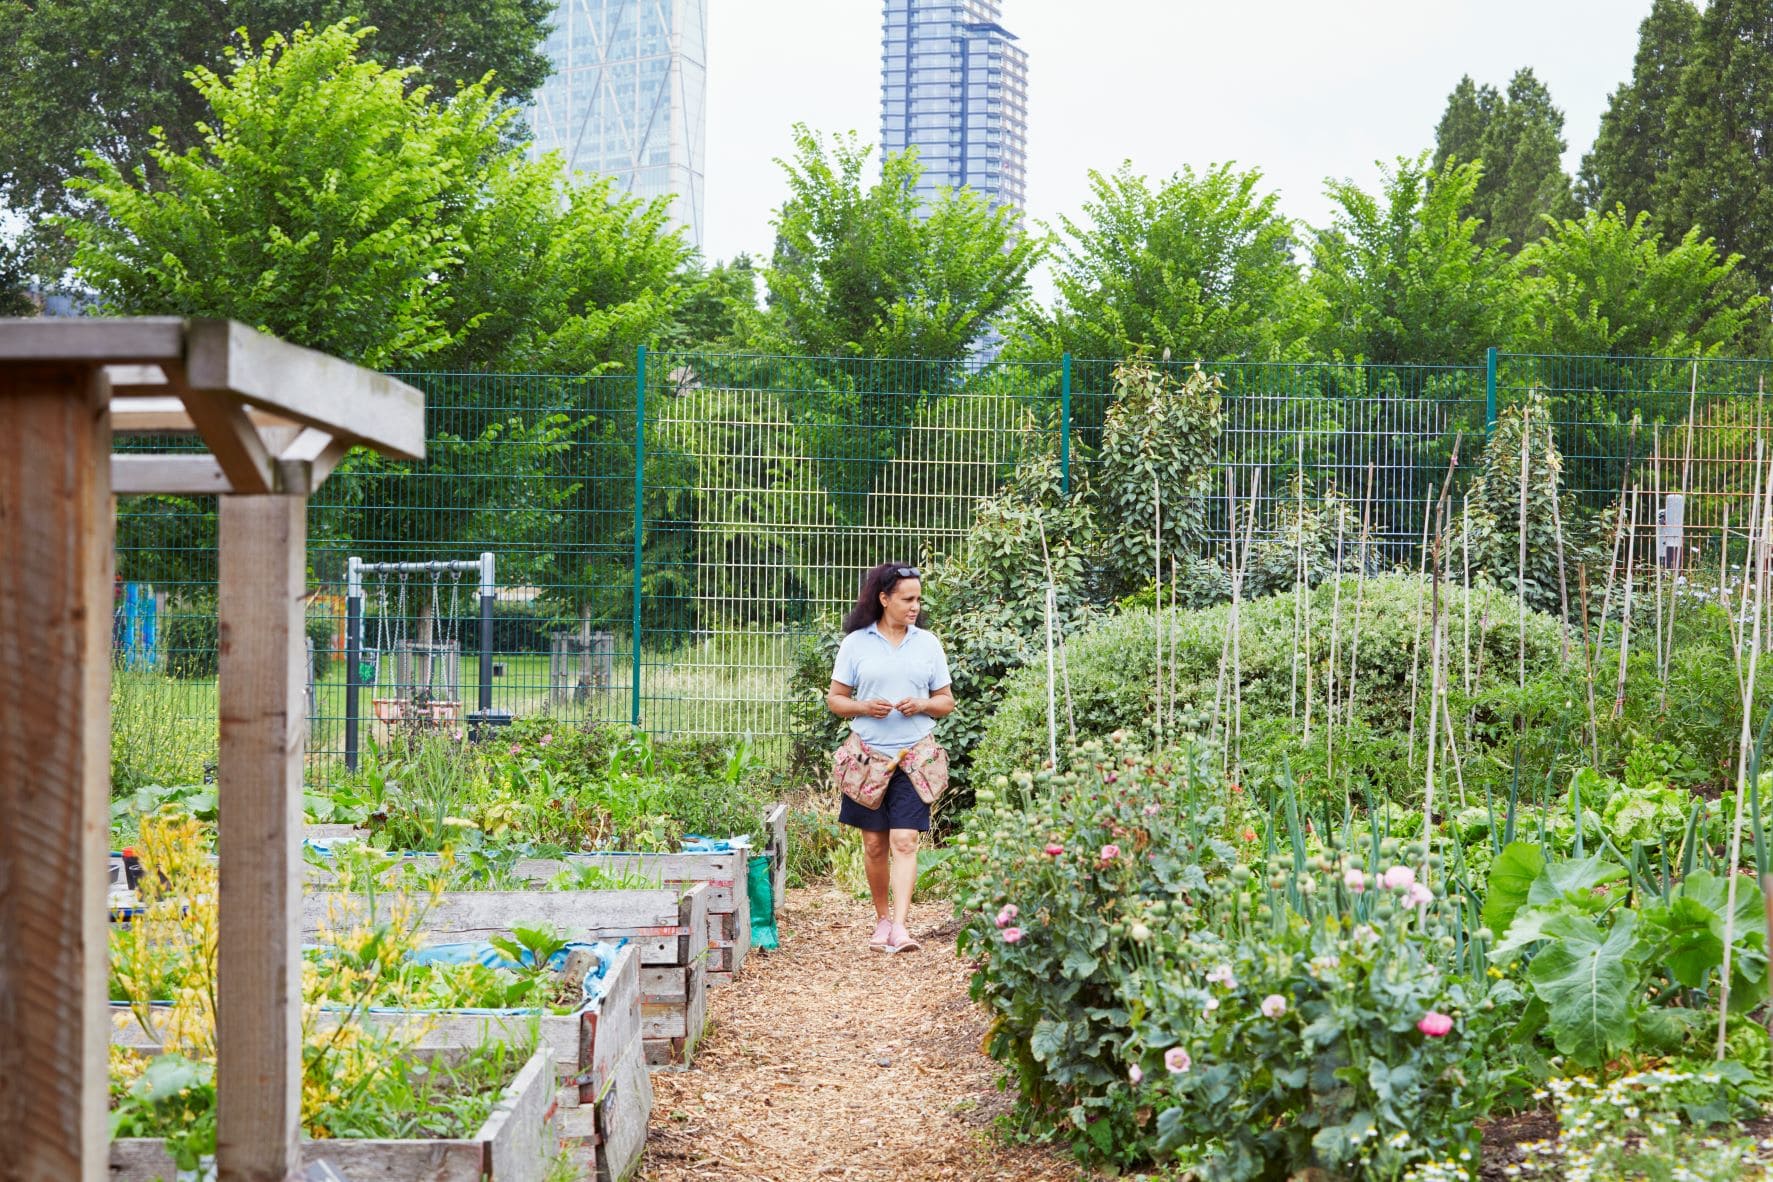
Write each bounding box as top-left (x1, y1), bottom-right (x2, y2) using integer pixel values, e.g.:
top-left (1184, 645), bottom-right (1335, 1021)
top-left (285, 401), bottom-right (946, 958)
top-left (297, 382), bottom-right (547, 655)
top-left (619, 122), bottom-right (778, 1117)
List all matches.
top-left (1614, 489), bottom-right (1639, 720)
top-left (1346, 462), bottom-right (1375, 733)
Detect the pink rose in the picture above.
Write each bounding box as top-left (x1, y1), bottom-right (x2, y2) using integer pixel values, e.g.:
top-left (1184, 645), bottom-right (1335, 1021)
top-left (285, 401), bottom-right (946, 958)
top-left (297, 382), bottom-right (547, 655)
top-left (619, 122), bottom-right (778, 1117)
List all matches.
top-left (1044, 843), bottom-right (1065, 857)
top-left (1260, 994), bottom-right (1287, 1018)
top-left (1128, 1064), bottom-right (1144, 1085)
top-left (1343, 867), bottom-right (1366, 893)
top-left (1164, 1047), bottom-right (1191, 1074)
top-left (1099, 843), bottom-right (1122, 863)
top-left (995, 904), bottom-right (1019, 928)
top-left (1381, 865), bottom-right (1416, 891)
top-left (1417, 1011), bottom-right (1454, 1037)
top-left (1002, 926), bottom-right (1023, 944)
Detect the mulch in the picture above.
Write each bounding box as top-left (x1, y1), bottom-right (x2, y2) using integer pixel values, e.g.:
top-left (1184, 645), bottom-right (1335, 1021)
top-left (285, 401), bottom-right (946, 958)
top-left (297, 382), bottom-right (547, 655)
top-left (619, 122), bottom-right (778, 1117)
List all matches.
top-left (638, 888), bottom-right (1085, 1182)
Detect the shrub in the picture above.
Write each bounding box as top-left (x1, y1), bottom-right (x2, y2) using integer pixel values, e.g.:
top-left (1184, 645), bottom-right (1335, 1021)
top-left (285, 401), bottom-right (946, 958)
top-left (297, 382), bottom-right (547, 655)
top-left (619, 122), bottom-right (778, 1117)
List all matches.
top-left (977, 573), bottom-right (1565, 791)
top-left (955, 734), bottom-right (1513, 1176)
top-left (162, 594), bottom-right (219, 679)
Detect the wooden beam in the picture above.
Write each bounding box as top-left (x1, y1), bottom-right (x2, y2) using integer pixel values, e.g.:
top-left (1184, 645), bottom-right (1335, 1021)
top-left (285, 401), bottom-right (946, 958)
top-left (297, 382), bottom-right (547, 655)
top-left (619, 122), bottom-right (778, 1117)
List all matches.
top-left (0, 363), bottom-right (113, 1182)
top-left (186, 319), bottom-right (425, 460)
top-left (111, 454), bottom-right (234, 496)
top-left (0, 316), bottom-right (184, 363)
top-left (215, 495), bottom-right (306, 1182)
top-left (111, 396), bottom-right (302, 436)
top-left (180, 390), bottom-right (273, 494)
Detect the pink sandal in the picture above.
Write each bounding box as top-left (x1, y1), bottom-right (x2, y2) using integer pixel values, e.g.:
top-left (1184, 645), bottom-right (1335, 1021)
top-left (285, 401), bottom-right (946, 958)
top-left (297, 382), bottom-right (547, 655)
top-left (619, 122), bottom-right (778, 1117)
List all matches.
top-left (869, 917), bottom-right (893, 952)
top-left (883, 924), bottom-right (920, 954)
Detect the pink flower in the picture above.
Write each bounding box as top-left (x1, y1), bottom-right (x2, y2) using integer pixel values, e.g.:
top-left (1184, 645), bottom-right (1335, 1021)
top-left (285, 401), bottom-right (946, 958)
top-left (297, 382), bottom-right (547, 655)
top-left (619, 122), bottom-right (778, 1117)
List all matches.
top-left (1044, 843), bottom-right (1065, 857)
top-left (1343, 867), bottom-right (1366, 893)
top-left (539, 733), bottom-right (553, 746)
top-left (508, 743), bottom-right (522, 757)
top-left (1205, 964), bottom-right (1237, 989)
top-left (995, 904), bottom-right (1019, 928)
top-left (1128, 1064), bottom-right (1144, 1085)
top-left (1241, 827), bottom-right (1257, 843)
top-left (1099, 843), bottom-right (1122, 863)
top-left (1417, 1012), bottom-right (1454, 1037)
top-left (1164, 1046), bottom-right (1191, 1073)
top-left (1381, 865), bottom-right (1416, 891)
top-left (1144, 803), bottom-right (1161, 816)
top-left (1406, 881), bottom-right (1435, 908)
top-left (451, 728), bottom-right (465, 742)
top-left (1260, 994), bottom-right (1287, 1018)
top-left (1002, 926), bottom-right (1023, 944)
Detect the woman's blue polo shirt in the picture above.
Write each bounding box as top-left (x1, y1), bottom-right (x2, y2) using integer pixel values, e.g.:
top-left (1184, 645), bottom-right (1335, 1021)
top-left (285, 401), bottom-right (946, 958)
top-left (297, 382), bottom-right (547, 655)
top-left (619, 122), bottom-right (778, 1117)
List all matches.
top-left (831, 622), bottom-right (952, 756)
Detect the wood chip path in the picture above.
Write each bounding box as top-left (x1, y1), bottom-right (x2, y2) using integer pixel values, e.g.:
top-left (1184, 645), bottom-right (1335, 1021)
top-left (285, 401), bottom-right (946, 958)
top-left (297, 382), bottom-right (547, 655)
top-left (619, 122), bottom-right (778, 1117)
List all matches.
top-left (639, 888), bottom-right (1088, 1182)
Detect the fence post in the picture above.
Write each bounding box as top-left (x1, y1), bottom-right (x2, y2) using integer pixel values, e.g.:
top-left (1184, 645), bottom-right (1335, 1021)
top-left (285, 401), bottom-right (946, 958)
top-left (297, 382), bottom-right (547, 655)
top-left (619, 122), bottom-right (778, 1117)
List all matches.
top-left (1484, 346), bottom-right (1498, 437)
top-left (1060, 353), bottom-right (1073, 495)
top-left (631, 346), bottom-right (646, 729)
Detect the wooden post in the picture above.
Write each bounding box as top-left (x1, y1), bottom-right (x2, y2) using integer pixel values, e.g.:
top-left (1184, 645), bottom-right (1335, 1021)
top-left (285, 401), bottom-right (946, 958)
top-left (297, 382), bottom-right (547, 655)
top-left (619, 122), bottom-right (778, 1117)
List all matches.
top-left (0, 365), bottom-right (113, 1182)
top-left (215, 495), bottom-right (307, 1182)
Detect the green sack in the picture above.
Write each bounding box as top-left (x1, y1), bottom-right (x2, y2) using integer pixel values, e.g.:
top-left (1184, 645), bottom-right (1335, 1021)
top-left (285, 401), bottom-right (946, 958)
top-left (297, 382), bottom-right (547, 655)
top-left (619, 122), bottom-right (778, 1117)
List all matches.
top-left (747, 853), bottom-right (778, 951)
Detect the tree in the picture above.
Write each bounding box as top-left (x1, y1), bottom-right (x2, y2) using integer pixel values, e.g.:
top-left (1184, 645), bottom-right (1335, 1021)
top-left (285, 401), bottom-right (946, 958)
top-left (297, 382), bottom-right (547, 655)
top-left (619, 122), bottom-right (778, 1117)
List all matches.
top-left (1512, 206), bottom-right (1763, 357)
top-left (75, 22), bottom-right (685, 612)
top-left (663, 254), bottom-right (764, 352)
top-left (1432, 68), bottom-right (1576, 251)
top-left (1656, 0), bottom-right (1773, 296)
top-left (1579, 0), bottom-right (1699, 219)
top-left (1006, 162), bottom-right (1307, 363)
top-left (761, 124), bottom-right (1039, 361)
top-left (1306, 154), bottom-right (1515, 364)
top-left (0, 0), bottom-right (554, 276)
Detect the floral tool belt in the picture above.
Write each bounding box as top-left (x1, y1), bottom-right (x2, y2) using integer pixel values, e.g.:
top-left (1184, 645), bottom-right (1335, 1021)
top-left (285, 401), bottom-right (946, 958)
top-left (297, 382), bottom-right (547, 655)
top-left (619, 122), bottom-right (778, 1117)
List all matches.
top-left (832, 732), bottom-right (949, 809)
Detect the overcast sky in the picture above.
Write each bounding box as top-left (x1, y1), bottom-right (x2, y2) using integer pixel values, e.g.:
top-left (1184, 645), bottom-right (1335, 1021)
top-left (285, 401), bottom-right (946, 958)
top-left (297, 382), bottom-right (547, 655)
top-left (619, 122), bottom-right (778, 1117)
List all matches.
top-left (702, 0), bottom-right (1655, 281)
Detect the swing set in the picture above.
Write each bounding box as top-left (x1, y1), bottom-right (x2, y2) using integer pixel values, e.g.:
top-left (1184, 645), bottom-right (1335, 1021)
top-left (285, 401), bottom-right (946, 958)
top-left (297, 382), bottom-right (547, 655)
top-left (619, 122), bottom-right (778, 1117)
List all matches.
top-left (343, 552), bottom-right (499, 769)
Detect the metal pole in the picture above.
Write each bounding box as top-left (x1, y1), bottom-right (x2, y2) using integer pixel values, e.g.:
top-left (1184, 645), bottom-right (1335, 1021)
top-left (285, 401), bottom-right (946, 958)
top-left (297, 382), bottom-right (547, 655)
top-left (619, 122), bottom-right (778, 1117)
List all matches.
top-left (344, 559), bottom-right (362, 772)
top-left (478, 551), bottom-right (494, 715)
top-left (1485, 346), bottom-right (1498, 438)
top-left (1060, 352), bottom-right (1073, 495)
top-left (631, 345), bottom-right (647, 728)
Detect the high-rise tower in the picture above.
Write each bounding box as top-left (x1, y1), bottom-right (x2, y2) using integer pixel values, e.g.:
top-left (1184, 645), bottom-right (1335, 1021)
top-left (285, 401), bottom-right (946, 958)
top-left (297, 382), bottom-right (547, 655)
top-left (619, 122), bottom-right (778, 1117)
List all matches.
top-left (529, 0), bottom-right (708, 248)
top-left (880, 0), bottom-right (1028, 212)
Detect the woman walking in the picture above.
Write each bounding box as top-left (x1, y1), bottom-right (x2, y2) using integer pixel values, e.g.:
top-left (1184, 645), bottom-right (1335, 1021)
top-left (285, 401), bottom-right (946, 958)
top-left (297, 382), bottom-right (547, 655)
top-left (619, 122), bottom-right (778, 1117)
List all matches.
top-left (827, 563), bottom-right (954, 954)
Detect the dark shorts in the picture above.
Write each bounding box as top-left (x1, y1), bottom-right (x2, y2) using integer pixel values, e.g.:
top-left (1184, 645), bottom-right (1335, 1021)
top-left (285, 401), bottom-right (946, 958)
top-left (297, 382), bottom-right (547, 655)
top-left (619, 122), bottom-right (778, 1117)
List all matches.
top-left (838, 767), bottom-right (930, 832)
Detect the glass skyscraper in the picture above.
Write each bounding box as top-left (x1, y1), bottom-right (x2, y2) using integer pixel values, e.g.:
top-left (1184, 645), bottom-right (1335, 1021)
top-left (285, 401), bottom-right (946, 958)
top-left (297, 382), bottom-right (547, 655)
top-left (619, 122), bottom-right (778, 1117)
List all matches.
top-left (529, 0), bottom-right (708, 248)
top-left (880, 0), bottom-right (1029, 212)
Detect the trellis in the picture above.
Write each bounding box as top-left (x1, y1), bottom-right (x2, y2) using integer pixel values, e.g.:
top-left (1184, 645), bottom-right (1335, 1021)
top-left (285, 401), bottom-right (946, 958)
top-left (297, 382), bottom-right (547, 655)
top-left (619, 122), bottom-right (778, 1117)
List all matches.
top-left (0, 317), bottom-right (424, 1182)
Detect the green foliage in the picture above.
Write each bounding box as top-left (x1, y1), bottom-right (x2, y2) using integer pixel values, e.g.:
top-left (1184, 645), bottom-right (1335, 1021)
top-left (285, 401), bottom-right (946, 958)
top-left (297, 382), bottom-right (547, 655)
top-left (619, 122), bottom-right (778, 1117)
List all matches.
top-left (1461, 393), bottom-right (1597, 615)
top-left (0, 0), bottom-right (555, 275)
top-left (1089, 361), bottom-right (1224, 599)
top-left (1653, 0), bottom-right (1773, 299)
top-left (66, 21), bottom-right (687, 373)
top-left (1488, 851), bottom-right (1768, 1068)
top-left (956, 736), bottom-right (1511, 1177)
top-left (760, 124), bottom-right (1039, 361)
top-left (1009, 162), bottom-right (1307, 363)
top-left (1432, 69), bottom-right (1577, 253)
top-left (323, 722), bottom-right (773, 854)
top-left (110, 670), bottom-right (216, 796)
top-left (1306, 154), bottom-right (1516, 364)
top-left (1513, 206), bottom-right (1763, 357)
top-left (1579, 0), bottom-right (1700, 221)
top-left (976, 574), bottom-right (1565, 791)
top-left (1239, 476), bottom-right (1354, 600)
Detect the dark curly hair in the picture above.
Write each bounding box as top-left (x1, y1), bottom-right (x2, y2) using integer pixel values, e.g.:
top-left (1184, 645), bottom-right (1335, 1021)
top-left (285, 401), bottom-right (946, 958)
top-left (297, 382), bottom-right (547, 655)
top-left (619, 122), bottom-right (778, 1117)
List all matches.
top-left (840, 562), bottom-right (925, 634)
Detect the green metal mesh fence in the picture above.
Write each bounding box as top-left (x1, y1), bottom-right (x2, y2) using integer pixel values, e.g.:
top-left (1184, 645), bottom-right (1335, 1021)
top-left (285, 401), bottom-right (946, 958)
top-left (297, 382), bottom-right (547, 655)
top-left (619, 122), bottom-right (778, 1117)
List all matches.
top-left (107, 348), bottom-right (1772, 787)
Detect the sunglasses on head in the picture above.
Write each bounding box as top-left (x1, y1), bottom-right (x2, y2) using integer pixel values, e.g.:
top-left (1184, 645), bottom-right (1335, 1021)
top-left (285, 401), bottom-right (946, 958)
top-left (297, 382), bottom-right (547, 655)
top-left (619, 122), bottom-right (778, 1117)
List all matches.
top-left (894, 566), bottom-right (920, 579)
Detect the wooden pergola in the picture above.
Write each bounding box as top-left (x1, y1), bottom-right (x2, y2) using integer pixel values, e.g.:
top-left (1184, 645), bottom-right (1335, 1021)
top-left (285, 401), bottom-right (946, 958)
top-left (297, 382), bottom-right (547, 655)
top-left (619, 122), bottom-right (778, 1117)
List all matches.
top-left (0, 318), bottom-right (425, 1182)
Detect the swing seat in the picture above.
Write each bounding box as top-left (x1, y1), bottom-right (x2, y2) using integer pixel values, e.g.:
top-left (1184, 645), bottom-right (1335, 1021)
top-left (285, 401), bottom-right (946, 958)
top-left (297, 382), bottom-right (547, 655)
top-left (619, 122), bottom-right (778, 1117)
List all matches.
top-left (427, 700), bottom-right (462, 727)
top-left (371, 698), bottom-right (406, 723)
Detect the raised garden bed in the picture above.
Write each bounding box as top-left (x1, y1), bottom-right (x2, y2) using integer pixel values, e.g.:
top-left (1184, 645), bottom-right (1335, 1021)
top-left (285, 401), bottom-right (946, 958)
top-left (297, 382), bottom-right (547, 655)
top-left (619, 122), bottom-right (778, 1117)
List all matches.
top-left (301, 882), bottom-right (710, 1072)
top-left (110, 1046), bottom-right (556, 1182)
top-left (307, 802), bottom-right (789, 986)
top-left (111, 943), bottom-right (651, 1182)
